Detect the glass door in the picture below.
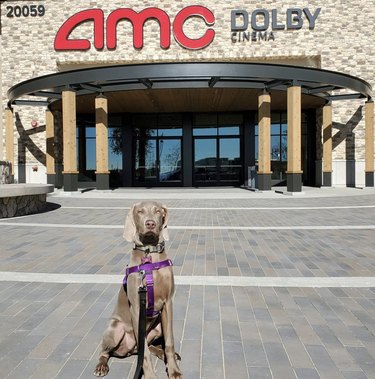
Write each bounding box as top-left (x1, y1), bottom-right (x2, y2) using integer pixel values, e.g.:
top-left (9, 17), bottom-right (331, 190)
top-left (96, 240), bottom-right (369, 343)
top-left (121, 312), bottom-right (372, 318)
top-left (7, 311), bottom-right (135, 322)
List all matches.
top-left (134, 139), bottom-right (157, 185)
top-left (159, 139), bottom-right (182, 184)
top-left (219, 138), bottom-right (241, 183)
top-left (194, 137), bottom-right (242, 185)
top-left (194, 138), bottom-right (217, 184)
top-left (193, 113), bottom-right (243, 186)
top-left (134, 138), bottom-right (182, 186)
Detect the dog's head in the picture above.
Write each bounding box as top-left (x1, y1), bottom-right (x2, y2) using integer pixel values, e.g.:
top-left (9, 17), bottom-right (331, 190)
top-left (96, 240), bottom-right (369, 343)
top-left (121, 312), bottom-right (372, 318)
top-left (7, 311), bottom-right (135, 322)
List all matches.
top-left (123, 201), bottom-right (169, 245)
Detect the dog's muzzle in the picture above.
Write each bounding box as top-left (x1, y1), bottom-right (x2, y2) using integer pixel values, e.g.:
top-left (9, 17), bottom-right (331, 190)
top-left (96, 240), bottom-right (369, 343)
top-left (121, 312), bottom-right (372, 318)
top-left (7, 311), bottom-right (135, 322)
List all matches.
top-left (140, 232), bottom-right (159, 245)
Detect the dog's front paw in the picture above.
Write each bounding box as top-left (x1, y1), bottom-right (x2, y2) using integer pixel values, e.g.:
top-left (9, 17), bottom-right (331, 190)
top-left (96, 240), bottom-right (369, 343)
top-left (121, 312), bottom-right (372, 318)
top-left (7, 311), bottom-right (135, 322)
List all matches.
top-left (94, 361), bottom-right (109, 377)
top-left (168, 365), bottom-right (182, 379)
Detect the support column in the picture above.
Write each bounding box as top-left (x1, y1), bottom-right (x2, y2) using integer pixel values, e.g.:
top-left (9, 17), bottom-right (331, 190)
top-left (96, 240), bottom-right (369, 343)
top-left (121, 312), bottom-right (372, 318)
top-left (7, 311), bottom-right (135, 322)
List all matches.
top-left (5, 108), bottom-right (14, 181)
top-left (286, 85), bottom-right (303, 192)
top-left (46, 109), bottom-right (56, 186)
top-left (257, 91), bottom-right (272, 190)
top-left (365, 100), bottom-right (374, 187)
top-left (95, 94), bottom-right (110, 190)
top-left (322, 102), bottom-right (333, 186)
top-left (62, 89), bottom-right (78, 191)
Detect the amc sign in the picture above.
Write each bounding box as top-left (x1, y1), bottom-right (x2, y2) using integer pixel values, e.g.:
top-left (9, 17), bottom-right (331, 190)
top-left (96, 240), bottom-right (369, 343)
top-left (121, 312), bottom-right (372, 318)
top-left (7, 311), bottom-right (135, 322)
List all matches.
top-left (54, 6), bottom-right (215, 51)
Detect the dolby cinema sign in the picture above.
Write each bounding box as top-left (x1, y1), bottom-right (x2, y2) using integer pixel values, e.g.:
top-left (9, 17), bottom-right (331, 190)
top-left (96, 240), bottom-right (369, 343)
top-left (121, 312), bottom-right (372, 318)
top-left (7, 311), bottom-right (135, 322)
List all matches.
top-left (54, 5), bottom-right (321, 51)
top-left (231, 8), bottom-right (321, 42)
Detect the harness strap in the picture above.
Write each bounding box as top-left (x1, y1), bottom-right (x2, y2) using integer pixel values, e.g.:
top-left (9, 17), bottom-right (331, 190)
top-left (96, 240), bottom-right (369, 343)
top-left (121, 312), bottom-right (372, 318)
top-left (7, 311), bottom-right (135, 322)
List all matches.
top-left (145, 270), bottom-right (157, 317)
top-left (124, 259), bottom-right (173, 280)
top-left (123, 259), bottom-right (173, 317)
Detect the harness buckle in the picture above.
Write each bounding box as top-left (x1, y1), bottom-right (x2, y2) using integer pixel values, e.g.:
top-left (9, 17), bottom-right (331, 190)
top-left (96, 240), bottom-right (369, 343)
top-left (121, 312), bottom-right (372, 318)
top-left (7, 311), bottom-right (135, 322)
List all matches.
top-left (156, 243), bottom-right (164, 253)
top-left (139, 269), bottom-right (146, 289)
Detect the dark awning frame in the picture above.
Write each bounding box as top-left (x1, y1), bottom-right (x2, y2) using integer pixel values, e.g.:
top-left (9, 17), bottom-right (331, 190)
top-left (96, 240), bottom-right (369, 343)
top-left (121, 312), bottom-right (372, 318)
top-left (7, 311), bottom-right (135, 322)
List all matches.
top-left (7, 62), bottom-right (372, 108)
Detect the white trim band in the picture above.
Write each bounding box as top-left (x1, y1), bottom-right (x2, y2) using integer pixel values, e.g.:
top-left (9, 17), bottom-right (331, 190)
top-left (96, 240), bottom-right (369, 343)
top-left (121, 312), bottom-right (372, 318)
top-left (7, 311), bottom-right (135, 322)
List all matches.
top-left (61, 205), bottom-right (375, 210)
top-left (0, 222), bottom-right (375, 231)
top-left (0, 272), bottom-right (374, 288)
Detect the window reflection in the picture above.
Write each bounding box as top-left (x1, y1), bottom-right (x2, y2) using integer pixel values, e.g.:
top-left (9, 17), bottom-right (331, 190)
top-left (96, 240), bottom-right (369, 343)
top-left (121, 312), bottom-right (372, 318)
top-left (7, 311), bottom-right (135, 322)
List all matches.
top-left (255, 111), bottom-right (307, 183)
top-left (133, 114), bottom-right (183, 185)
top-left (193, 113), bottom-right (242, 185)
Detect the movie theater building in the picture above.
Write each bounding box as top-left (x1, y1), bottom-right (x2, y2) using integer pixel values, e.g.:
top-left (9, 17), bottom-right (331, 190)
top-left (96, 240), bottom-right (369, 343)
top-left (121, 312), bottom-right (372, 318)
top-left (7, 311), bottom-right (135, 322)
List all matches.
top-left (1, 1), bottom-right (374, 192)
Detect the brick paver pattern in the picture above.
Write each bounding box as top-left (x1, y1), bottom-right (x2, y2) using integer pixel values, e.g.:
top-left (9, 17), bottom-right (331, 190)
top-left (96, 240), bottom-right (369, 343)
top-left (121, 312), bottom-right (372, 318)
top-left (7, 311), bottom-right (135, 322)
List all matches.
top-left (0, 192), bottom-right (375, 379)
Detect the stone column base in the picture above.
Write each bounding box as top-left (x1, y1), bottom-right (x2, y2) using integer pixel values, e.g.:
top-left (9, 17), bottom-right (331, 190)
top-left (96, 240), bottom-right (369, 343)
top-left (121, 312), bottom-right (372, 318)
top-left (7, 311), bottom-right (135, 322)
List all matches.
top-left (96, 173), bottom-right (110, 190)
top-left (365, 172), bottom-right (374, 187)
top-left (323, 172), bottom-right (332, 187)
top-left (287, 173), bottom-right (302, 192)
top-left (47, 174), bottom-right (56, 187)
top-left (63, 173), bottom-right (78, 191)
top-left (257, 173), bottom-right (272, 191)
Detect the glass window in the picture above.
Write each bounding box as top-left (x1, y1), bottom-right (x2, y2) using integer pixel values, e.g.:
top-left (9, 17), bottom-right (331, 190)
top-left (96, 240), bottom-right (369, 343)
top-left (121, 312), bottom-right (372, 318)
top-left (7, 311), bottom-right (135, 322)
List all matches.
top-left (218, 126), bottom-right (240, 136)
top-left (192, 112), bottom-right (242, 185)
top-left (133, 128), bottom-right (157, 137)
top-left (159, 139), bottom-right (182, 182)
top-left (220, 138), bottom-right (240, 162)
top-left (271, 136), bottom-right (281, 161)
top-left (281, 136), bottom-right (287, 161)
top-left (108, 127), bottom-right (122, 170)
top-left (158, 128), bottom-right (183, 137)
top-left (194, 139), bottom-right (217, 183)
top-left (86, 127), bottom-right (96, 138)
top-left (271, 124), bottom-right (281, 135)
top-left (86, 139), bottom-right (96, 170)
top-left (281, 123), bottom-right (288, 135)
top-left (219, 138), bottom-right (241, 182)
top-left (135, 139), bottom-right (157, 183)
top-left (195, 139), bottom-right (216, 163)
top-left (193, 127), bottom-right (217, 136)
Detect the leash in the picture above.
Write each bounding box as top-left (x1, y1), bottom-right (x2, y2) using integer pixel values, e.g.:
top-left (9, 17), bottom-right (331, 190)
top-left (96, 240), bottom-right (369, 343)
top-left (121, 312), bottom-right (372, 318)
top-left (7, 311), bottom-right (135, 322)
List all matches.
top-left (133, 270), bottom-right (147, 379)
top-left (123, 246), bottom-right (173, 378)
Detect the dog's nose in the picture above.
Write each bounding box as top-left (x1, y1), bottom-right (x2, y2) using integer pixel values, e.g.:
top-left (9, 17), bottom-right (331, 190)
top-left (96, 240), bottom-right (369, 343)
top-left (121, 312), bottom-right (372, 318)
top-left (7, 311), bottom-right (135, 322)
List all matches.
top-left (145, 220), bottom-right (156, 230)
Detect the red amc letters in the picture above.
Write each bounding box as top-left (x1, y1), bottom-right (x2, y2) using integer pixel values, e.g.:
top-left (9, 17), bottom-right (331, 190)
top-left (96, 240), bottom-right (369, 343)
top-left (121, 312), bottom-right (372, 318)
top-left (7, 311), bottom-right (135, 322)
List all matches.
top-left (54, 6), bottom-right (215, 51)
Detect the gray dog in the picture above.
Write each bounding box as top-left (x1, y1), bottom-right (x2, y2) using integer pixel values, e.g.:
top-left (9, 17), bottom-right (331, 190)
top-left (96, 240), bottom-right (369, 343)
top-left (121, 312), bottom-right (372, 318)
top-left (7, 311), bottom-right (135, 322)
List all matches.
top-left (94, 201), bottom-right (182, 379)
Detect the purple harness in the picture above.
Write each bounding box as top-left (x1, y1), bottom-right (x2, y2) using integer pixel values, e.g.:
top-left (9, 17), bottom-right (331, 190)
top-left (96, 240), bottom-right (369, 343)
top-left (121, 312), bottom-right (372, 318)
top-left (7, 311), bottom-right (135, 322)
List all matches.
top-left (123, 257), bottom-right (173, 317)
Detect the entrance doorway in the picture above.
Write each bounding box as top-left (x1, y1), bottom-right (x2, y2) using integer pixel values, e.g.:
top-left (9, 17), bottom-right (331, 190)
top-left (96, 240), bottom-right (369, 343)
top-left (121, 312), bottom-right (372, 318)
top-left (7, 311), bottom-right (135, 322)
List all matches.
top-left (132, 114), bottom-right (183, 186)
top-left (134, 138), bottom-right (182, 186)
top-left (75, 110), bottom-right (315, 188)
top-left (193, 113), bottom-right (243, 186)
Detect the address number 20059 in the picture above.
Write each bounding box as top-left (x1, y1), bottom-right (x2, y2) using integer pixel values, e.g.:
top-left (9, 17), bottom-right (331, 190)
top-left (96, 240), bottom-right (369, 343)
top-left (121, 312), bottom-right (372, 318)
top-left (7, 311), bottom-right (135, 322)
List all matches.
top-left (6, 5), bottom-right (46, 18)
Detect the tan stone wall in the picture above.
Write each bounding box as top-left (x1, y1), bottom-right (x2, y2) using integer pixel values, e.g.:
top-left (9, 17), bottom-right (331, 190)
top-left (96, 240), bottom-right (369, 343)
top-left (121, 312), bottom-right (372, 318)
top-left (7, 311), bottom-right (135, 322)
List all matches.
top-left (1, 0), bottom-right (374, 176)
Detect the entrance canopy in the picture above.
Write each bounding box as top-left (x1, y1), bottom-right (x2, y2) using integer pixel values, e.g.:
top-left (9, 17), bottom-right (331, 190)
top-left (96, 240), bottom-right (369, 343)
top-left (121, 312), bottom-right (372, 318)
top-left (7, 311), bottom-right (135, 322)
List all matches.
top-left (7, 62), bottom-right (372, 110)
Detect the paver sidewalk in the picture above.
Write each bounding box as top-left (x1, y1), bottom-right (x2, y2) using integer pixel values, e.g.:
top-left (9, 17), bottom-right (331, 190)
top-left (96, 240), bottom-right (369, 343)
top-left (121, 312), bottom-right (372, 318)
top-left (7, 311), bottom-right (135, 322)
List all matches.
top-left (1, 189), bottom-right (375, 379)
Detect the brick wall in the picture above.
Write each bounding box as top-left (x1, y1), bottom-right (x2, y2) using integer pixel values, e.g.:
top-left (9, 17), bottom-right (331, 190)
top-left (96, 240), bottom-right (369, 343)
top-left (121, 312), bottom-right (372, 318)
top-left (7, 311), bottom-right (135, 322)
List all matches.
top-left (1, 0), bottom-right (374, 183)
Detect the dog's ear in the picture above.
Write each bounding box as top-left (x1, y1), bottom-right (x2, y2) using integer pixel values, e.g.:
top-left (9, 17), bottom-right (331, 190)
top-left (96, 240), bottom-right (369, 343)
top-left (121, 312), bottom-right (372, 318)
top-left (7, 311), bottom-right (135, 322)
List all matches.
top-left (161, 204), bottom-right (169, 241)
top-left (123, 204), bottom-right (136, 242)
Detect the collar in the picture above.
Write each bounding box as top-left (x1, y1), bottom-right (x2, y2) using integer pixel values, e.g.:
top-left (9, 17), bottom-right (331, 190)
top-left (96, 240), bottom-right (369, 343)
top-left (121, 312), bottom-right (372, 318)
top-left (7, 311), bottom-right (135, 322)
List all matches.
top-left (133, 241), bottom-right (165, 254)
